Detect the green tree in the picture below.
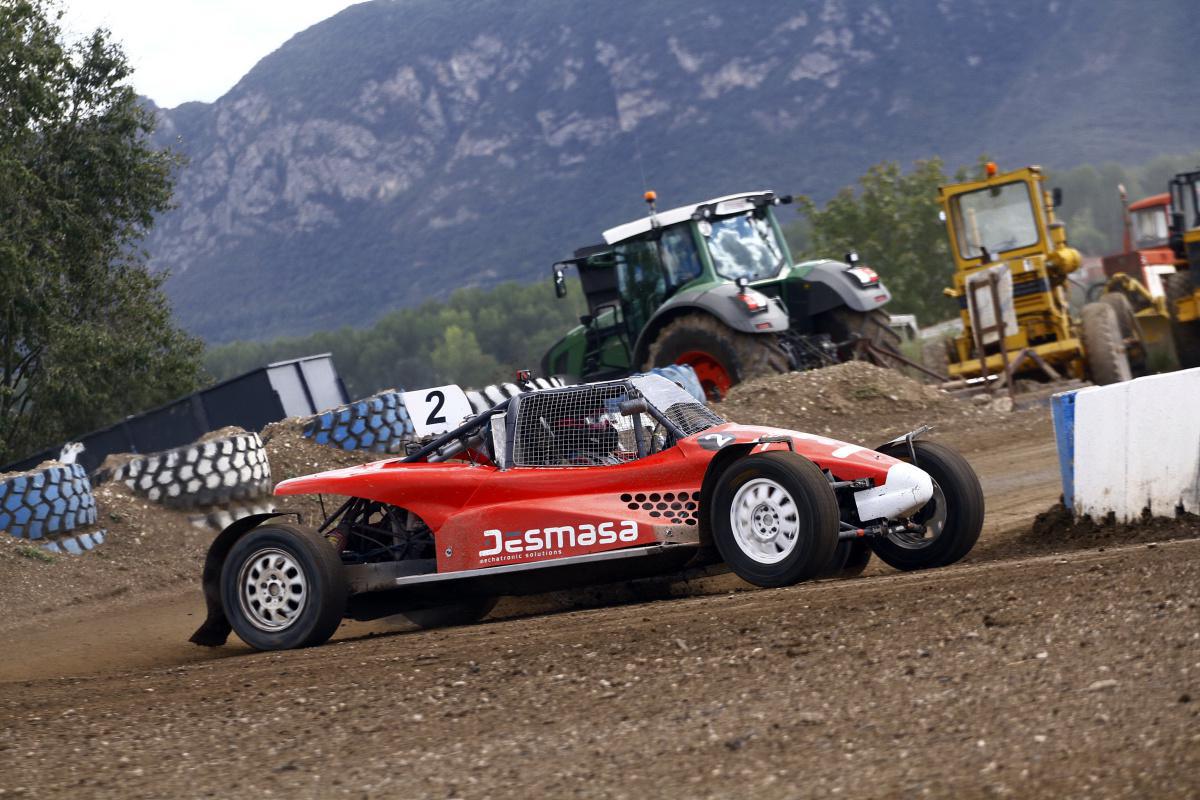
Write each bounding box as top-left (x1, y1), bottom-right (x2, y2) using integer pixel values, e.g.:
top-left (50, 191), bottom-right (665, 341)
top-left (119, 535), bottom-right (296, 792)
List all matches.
top-left (205, 279), bottom-right (585, 398)
top-left (0, 1), bottom-right (203, 462)
top-left (790, 158), bottom-right (959, 324)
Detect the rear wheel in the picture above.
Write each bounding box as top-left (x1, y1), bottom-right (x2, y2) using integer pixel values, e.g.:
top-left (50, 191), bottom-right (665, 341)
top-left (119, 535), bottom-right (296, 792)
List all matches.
top-left (221, 523), bottom-right (347, 651)
top-left (819, 538), bottom-right (872, 579)
top-left (1099, 292), bottom-right (1147, 375)
top-left (401, 597), bottom-right (498, 629)
top-left (869, 441), bottom-right (983, 571)
top-left (1080, 301), bottom-right (1132, 385)
top-left (711, 452), bottom-right (839, 587)
top-left (1165, 272), bottom-right (1200, 369)
top-left (645, 313), bottom-right (788, 401)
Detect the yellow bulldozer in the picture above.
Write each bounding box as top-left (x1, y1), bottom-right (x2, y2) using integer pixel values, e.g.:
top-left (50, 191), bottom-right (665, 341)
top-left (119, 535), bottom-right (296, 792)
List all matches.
top-left (937, 162), bottom-right (1173, 388)
top-left (1166, 169), bottom-right (1200, 368)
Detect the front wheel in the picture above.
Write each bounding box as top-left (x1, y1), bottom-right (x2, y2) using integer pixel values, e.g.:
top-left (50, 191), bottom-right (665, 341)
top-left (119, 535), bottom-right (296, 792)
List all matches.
top-left (221, 523), bottom-right (348, 651)
top-left (711, 451), bottom-right (839, 587)
top-left (868, 441), bottom-right (984, 571)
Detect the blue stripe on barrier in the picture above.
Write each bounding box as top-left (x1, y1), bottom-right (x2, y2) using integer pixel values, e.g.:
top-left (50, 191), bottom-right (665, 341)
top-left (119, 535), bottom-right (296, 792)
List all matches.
top-left (1051, 389), bottom-right (1078, 512)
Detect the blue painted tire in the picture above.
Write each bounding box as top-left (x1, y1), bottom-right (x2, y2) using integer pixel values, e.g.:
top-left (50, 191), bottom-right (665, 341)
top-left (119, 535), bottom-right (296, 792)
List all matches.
top-left (303, 391), bottom-right (416, 453)
top-left (41, 529), bottom-right (107, 555)
top-left (0, 464), bottom-right (98, 540)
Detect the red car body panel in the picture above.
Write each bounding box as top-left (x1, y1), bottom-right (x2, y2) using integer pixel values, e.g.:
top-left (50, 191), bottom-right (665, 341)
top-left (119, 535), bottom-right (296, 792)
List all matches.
top-left (274, 423), bottom-right (903, 574)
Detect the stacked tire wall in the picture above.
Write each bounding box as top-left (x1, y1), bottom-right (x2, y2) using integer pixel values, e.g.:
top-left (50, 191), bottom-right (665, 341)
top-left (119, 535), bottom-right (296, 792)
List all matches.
top-left (0, 463), bottom-right (105, 554)
top-left (109, 432), bottom-right (271, 510)
top-left (302, 391), bottom-right (415, 453)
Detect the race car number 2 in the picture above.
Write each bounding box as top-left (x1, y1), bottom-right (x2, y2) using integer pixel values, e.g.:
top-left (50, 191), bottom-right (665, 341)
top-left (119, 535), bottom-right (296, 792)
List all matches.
top-left (402, 385), bottom-right (474, 437)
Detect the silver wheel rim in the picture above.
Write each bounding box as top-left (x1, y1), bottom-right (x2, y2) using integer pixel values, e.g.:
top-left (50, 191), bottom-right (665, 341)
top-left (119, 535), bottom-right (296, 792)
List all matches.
top-left (729, 478), bottom-right (800, 564)
top-left (237, 547), bottom-right (308, 632)
top-left (889, 479), bottom-right (948, 550)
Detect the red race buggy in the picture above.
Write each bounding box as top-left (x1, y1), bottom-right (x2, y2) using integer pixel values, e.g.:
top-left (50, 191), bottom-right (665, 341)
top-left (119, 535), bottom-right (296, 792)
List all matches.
top-left (192, 375), bottom-right (984, 651)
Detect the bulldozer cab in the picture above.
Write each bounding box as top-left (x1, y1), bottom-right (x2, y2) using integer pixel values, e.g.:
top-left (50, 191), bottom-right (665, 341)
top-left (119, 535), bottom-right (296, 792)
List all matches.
top-left (936, 164), bottom-right (1084, 381)
top-left (939, 165), bottom-right (1062, 272)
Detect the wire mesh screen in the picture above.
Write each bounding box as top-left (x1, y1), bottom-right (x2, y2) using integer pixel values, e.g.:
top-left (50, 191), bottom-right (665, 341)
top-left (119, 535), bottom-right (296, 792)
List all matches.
top-left (513, 384), bottom-right (648, 467)
top-left (662, 402), bottom-right (725, 437)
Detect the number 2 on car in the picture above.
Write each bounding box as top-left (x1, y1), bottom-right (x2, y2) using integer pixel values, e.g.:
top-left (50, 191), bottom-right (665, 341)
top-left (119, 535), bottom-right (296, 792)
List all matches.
top-left (402, 385), bottom-right (474, 437)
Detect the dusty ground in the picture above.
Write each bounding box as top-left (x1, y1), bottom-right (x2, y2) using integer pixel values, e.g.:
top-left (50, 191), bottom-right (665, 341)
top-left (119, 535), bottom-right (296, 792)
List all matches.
top-left (0, 364), bottom-right (1197, 798)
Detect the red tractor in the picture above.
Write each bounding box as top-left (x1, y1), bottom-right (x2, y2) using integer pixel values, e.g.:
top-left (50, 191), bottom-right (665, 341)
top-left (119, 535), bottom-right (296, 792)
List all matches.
top-left (1101, 188), bottom-right (1176, 299)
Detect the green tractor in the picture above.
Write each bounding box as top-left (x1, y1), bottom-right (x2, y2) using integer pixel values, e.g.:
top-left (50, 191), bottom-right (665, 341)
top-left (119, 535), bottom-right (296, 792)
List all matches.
top-left (541, 190), bottom-right (900, 400)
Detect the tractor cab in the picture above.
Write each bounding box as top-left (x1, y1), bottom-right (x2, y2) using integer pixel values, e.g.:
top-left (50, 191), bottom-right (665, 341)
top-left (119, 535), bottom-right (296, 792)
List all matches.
top-left (543, 190), bottom-right (898, 397)
top-left (547, 191), bottom-right (797, 382)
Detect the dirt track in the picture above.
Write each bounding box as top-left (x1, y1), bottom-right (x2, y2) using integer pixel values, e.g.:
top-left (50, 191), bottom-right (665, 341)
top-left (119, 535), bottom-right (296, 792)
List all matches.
top-left (1, 399), bottom-right (1198, 798)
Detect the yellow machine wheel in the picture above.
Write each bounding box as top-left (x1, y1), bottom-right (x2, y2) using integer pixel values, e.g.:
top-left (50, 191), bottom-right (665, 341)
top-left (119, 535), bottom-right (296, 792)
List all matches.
top-left (1164, 273), bottom-right (1200, 369)
top-left (1080, 302), bottom-right (1132, 385)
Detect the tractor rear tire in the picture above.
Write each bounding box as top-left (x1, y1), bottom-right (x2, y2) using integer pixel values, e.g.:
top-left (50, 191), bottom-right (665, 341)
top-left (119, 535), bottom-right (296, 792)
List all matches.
top-left (1099, 292), bottom-right (1147, 376)
top-left (645, 313), bottom-right (788, 401)
top-left (1080, 301), bottom-right (1132, 385)
top-left (1165, 272), bottom-right (1200, 369)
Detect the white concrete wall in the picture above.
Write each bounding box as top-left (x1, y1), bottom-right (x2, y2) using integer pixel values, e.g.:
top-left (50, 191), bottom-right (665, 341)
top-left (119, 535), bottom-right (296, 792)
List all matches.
top-left (1073, 368), bottom-right (1200, 521)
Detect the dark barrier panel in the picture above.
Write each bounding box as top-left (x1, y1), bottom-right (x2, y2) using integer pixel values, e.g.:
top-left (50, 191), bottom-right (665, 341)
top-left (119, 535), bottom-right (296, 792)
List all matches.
top-left (1, 354), bottom-right (345, 476)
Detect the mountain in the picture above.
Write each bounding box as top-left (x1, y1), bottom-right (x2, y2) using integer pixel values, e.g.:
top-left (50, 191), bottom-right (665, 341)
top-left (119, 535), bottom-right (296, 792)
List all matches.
top-left (147, 0), bottom-right (1200, 342)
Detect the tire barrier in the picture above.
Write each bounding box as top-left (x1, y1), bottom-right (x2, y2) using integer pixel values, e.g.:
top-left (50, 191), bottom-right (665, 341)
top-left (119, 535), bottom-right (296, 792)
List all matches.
top-left (41, 529), bottom-right (106, 555)
top-left (188, 502), bottom-right (276, 532)
top-left (0, 463), bottom-right (98, 540)
top-left (111, 432), bottom-right (271, 510)
top-left (466, 377), bottom-right (567, 415)
top-left (1054, 366), bottom-right (1200, 521)
top-left (302, 391), bottom-right (416, 453)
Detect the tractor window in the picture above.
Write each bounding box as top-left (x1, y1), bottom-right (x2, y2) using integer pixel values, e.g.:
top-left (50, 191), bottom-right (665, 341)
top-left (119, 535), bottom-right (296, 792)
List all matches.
top-left (705, 211), bottom-right (786, 282)
top-left (658, 225), bottom-right (703, 291)
top-left (1132, 206), bottom-right (1169, 249)
top-left (952, 181), bottom-right (1040, 259)
top-left (615, 239), bottom-right (665, 334)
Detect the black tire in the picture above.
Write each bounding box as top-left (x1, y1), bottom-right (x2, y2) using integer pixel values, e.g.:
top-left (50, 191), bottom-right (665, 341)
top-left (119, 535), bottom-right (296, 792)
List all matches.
top-left (113, 432), bottom-right (271, 509)
top-left (401, 597), bottom-right (498, 629)
top-left (1099, 292), bottom-right (1147, 375)
top-left (869, 441), bottom-right (984, 571)
top-left (822, 308), bottom-right (904, 357)
top-left (817, 538), bottom-right (872, 579)
top-left (710, 451), bottom-right (839, 588)
top-left (220, 523), bottom-right (348, 651)
top-left (0, 463), bottom-right (98, 540)
top-left (1080, 301), bottom-right (1132, 385)
top-left (1165, 272), bottom-right (1200, 369)
top-left (645, 313), bottom-right (788, 401)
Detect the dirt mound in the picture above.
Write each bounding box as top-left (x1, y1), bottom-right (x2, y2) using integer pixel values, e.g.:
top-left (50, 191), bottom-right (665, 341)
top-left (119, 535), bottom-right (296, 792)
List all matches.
top-left (715, 361), bottom-right (1012, 444)
top-left (260, 418), bottom-right (386, 525)
top-left (0, 482), bottom-right (209, 631)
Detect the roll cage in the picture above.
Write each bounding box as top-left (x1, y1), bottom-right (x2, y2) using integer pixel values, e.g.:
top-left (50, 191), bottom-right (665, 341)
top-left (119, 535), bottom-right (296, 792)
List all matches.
top-left (401, 376), bottom-right (722, 470)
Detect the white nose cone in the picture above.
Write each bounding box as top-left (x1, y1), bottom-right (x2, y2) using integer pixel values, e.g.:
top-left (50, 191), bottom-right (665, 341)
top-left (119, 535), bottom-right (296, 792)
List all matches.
top-left (853, 462), bottom-right (935, 521)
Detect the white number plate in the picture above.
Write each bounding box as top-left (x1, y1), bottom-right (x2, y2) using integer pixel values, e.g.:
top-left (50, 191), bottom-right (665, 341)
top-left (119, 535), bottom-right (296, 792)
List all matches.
top-left (402, 385), bottom-right (474, 437)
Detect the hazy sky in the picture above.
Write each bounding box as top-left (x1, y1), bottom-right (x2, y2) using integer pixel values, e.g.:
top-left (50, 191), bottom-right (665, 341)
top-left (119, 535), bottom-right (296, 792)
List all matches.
top-left (59, 0), bottom-right (359, 107)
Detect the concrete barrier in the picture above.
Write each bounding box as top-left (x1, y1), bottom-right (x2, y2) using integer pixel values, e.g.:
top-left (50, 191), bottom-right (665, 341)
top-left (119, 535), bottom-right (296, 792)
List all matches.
top-left (1054, 367), bottom-right (1200, 521)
